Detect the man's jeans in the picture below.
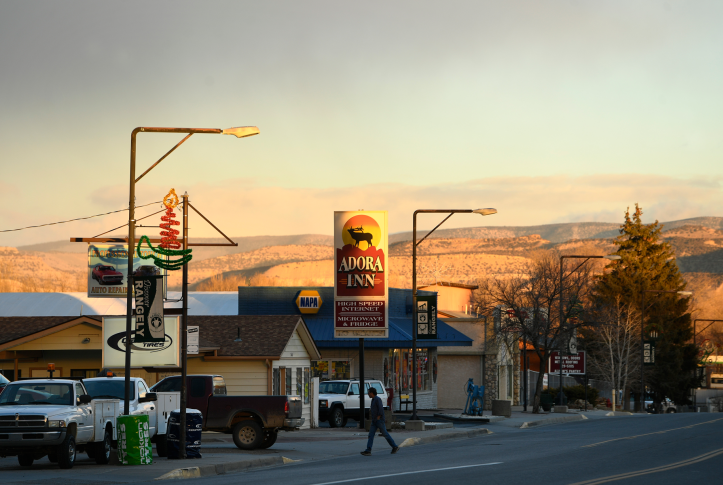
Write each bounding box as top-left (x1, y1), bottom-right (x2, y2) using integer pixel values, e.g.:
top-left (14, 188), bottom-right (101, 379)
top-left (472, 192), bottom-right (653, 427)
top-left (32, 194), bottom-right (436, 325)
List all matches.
top-left (365, 418), bottom-right (397, 451)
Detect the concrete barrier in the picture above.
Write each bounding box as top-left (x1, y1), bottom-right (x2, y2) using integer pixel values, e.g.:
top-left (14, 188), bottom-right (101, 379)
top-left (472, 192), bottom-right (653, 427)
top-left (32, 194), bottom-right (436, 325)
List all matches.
top-left (492, 400), bottom-right (512, 418)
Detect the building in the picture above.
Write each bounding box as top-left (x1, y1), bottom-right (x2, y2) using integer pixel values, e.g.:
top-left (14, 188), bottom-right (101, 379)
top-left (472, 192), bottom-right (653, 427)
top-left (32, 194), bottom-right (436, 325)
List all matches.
top-left (238, 286), bottom-right (474, 411)
top-left (0, 292), bottom-right (320, 427)
top-left (421, 282), bottom-right (521, 410)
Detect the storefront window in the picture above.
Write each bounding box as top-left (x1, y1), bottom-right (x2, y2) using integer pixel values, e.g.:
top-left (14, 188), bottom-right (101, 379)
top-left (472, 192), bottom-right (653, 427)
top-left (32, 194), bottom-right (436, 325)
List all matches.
top-left (303, 367), bottom-right (310, 404)
top-left (286, 368), bottom-right (292, 395)
top-left (311, 360), bottom-right (350, 381)
top-left (296, 367), bottom-right (302, 396)
top-left (388, 349), bottom-right (430, 393)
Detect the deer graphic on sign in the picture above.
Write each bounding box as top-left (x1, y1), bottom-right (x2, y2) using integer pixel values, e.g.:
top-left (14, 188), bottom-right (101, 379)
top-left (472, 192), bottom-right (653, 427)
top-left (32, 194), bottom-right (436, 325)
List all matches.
top-left (347, 226), bottom-right (373, 249)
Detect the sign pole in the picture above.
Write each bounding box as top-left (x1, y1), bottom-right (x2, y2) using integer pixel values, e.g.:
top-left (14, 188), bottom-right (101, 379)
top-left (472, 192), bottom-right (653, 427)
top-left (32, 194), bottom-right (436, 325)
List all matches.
top-left (411, 212), bottom-right (418, 421)
top-left (180, 192), bottom-right (189, 459)
top-left (123, 129), bottom-right (139, 416)
top-left (359, 338), bottom-right (365, 430)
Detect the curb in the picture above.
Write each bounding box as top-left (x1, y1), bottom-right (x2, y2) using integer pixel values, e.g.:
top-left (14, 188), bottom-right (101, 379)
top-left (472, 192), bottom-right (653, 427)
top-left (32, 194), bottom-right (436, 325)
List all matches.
top-left (155, 456), bottom-right (299, 480)
top-left (433, 414), bottom-right (506, 423)
top-left (398, 427), bottom-right (492, 448)
top-left (520, 414), bottom-right (587, 429)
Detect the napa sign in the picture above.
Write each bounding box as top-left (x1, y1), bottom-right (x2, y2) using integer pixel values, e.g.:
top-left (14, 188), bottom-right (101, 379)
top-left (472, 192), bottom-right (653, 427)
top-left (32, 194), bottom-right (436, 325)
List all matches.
top-left (296, 290), bottom-right (323, 314)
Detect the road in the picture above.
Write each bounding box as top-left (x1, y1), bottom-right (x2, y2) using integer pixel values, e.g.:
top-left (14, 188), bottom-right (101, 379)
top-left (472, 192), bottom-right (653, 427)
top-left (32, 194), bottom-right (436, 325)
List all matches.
top-left (2, 414), bottom-right (721, 484)
top-left (199, 414), bottom-right (723, 485)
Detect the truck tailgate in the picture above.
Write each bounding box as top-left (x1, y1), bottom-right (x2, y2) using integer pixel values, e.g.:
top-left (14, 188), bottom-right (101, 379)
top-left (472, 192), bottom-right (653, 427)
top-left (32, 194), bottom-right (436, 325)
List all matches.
top-left (288, 396), bottom-right (302, 419)
top-left (156, 392), bottom-right (180, 435)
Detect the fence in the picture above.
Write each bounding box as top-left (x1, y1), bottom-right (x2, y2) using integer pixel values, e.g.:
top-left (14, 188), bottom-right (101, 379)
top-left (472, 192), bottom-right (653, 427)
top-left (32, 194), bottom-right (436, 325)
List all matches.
top-left (522, 370), bottom-right (613, 406)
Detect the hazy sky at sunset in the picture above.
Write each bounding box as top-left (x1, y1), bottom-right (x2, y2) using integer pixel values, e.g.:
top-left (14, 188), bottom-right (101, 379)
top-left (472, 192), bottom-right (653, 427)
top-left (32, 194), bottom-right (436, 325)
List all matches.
top-left (1, 1), bottom-right (722, 246)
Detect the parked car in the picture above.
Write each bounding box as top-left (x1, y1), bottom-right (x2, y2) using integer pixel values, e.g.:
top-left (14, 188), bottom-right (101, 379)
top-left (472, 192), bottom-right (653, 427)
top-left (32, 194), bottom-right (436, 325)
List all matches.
top-left (83, 376), bottom-right (179, 457)
top-left (151, 374), bottom-right (303, 450)
top-left (133, 265), bottom-right (160, 277)
top-left (317, 379), bottom-right (388, 428)
top-left (91, 264), bottom-right (123, 285)
top-left (0, 379), bottom-right (118, 469)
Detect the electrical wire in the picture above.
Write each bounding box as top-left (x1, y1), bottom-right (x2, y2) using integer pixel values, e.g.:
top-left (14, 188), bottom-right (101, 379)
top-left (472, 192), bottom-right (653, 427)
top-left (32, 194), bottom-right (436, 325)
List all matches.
top-left (0, 201), bottom-right (161, 233)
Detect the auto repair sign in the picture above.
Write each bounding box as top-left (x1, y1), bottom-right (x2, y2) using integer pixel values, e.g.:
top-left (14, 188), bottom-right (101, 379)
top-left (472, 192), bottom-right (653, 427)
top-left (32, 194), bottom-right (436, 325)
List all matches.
top-left (88, 244), bottom-right (160, 298)
top-left (334, 211), bottom-right (388, 338)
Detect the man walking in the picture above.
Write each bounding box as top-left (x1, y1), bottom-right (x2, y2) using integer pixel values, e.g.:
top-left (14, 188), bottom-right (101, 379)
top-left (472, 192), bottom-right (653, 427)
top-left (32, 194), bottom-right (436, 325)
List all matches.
top-left (361, 387), bottom-right (399, 456)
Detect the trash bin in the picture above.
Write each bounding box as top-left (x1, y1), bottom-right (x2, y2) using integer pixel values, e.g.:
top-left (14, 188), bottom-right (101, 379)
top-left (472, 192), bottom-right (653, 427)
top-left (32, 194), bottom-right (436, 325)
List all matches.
top-left (167, 409), bottom-right (203, 459)
top-left (117, 414), bottom-right (153, 465)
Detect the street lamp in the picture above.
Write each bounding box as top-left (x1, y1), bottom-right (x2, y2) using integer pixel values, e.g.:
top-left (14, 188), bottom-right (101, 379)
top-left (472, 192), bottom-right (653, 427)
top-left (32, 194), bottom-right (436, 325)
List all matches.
top-left (638, 289), bottom-right (692, 412)
top-left (125, 125), bottom-right (258, 457)
top-left (410, 208), bottom-right (497, 423)
top-left (556, 254), bottom-right (620, 406)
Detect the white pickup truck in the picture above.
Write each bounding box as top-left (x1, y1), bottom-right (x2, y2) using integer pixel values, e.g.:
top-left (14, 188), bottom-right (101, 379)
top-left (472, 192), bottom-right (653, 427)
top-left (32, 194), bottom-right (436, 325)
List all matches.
top-left (83, 376), bottom-right (179, 456)
top-left (0, 379), bottom-right (119, 468)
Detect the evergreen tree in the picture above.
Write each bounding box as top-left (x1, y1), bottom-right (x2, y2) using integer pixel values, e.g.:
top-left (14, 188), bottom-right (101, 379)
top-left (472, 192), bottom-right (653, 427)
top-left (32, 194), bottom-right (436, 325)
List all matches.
top-left (594, 204), bottom-right (697, 408)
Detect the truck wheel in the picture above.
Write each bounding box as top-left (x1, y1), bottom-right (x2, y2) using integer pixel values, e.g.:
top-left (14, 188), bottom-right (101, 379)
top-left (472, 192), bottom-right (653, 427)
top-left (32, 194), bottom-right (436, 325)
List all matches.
top-left (18, 454), bottom-right (34, 467)
top-left (232, 420), bottom-right (263, 450)
top-left (57, 434), bottom-right (77, 469)
top-left (156, 434), bottom-right (168, 457)
top-left (667, 408), bottom-right (676, 413)
top-left (329, 407), bottom-right (346, 428)
top-left (95, 428), bottom-right (112, 464)
top-left (258, 430), bottom-right (278, 449)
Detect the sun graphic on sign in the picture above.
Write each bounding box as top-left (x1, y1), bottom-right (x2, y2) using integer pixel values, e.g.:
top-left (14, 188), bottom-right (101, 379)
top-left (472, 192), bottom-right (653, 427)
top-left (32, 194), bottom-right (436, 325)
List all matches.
top-left (341, 215), bottom-right (382, 249)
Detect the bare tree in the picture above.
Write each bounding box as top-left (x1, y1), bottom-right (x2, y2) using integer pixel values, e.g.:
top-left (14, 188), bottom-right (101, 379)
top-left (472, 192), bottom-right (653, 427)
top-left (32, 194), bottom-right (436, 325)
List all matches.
top-left (473, 251), bottom-right (596, 413)
top-left (583, 296), bottom-right (640, 411)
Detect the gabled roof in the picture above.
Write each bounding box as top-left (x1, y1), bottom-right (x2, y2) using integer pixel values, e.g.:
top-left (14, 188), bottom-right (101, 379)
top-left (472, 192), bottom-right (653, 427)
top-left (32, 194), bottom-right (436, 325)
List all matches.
top-left (187, 315), bottom-right (320, 359)
top-left (0, 314), bottom-right (319, 360)
top-left (0, 316), bottom-right (101, 350)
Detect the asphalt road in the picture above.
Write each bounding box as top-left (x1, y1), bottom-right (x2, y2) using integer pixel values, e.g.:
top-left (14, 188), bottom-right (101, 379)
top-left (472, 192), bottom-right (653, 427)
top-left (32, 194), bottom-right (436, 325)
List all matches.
top-left (200, 413), bottom-right (723, 485)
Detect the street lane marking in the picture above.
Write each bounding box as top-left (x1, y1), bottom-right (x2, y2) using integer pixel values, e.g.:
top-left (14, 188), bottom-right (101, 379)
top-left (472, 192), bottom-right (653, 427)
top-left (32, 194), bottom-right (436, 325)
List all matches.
top-left (569, 447), bottom-right (723, 484)
top-left (310, 462), bottom-right (503, 485)
top-left (582, 417), bottom-right (723, 448)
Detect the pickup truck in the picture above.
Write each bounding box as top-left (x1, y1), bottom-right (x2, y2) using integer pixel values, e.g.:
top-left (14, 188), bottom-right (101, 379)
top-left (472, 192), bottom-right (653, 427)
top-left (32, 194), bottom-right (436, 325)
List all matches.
top-left (83, 376), bottom-right (179, 457)
top-left (0, 379), bottom-right (118, 469)
top-left (151, 374), bottom-right (303, 450)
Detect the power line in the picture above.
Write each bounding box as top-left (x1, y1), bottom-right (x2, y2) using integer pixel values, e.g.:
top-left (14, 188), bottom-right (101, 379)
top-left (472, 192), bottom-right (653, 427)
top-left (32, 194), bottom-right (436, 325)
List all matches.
top-left (0, 201), bottom-right (161, 233)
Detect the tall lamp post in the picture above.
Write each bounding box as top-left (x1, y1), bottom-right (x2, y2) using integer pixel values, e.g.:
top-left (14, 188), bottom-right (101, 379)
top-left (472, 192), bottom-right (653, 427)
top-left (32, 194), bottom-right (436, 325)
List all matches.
top-left (557, 254), bottom-right (620, 405)
top-left (410, 208), bottom-right (497, 423)
top-left (125, 126), bottom-right (258, 457)
top-left (638, 289), bottom-right (692, 412)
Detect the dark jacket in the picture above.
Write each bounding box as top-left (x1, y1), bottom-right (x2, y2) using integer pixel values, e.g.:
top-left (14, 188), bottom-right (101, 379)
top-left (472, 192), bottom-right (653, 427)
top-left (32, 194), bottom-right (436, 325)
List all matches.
top-left (370, 395), bottom-right (384, 420)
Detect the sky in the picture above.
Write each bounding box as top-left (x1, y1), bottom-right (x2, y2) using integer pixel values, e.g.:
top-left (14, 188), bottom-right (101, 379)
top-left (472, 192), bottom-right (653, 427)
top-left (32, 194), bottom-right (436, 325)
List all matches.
top-left (1, 0), bottom-right (722, 246)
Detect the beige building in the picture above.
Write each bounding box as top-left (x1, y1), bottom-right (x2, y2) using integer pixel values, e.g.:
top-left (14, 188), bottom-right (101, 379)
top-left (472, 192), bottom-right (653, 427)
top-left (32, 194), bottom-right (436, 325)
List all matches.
top-left (0, 312), bottom-right (320, 428)
top-left (421, 282), bottom-right (519, 410)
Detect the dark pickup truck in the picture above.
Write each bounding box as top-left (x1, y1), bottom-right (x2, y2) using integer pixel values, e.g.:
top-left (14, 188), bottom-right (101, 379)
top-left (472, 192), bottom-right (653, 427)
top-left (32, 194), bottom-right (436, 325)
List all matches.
top-left (151, 374), bottom-right (303, 450)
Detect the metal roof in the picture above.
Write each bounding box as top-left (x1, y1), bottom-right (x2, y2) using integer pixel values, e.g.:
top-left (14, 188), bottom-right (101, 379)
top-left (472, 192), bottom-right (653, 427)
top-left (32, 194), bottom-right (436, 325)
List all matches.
top-left (0, 292), bottom-right (239, 317)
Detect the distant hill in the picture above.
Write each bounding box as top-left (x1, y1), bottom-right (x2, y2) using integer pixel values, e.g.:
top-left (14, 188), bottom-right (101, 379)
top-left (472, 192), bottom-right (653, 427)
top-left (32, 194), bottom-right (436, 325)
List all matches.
top-left (389, 217), bottom-right (723, 244)
top-left (17, 234), bottom-right (334, 262)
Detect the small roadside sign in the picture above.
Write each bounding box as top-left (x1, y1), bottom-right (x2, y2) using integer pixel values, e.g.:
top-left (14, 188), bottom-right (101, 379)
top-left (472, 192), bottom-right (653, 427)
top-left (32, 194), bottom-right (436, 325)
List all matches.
top-left (643, 340), bottom-right (655, 366)
top-left (549, 351), bottom-right (586, 374)
top-left (187, 326), bottom-right (199, 355)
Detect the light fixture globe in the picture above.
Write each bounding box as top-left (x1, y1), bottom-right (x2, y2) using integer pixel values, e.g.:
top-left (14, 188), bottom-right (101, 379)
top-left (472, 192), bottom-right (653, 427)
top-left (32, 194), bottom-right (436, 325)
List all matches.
top-left (472, 208), bottom-right (497, 216)
top-left (222, 126), bottom-right (260, 138)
